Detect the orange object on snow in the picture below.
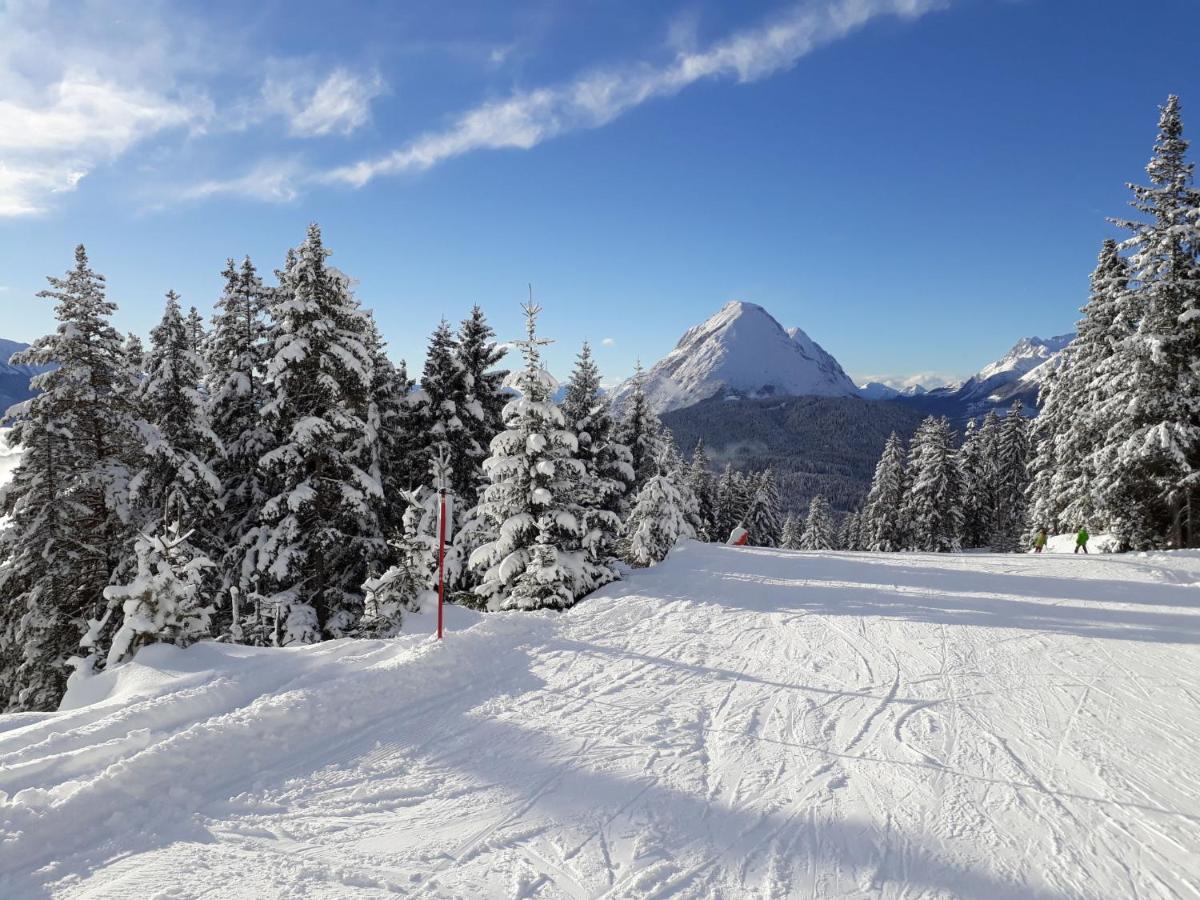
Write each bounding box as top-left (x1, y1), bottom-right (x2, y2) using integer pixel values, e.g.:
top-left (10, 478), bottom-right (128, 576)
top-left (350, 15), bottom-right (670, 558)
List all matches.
top-left (728, 526), bottom-right (750, 546)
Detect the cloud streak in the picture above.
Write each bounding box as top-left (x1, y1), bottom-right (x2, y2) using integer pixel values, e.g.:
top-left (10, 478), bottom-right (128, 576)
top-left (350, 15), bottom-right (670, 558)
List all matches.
top-left (319, 0), bottom-right (946, 189)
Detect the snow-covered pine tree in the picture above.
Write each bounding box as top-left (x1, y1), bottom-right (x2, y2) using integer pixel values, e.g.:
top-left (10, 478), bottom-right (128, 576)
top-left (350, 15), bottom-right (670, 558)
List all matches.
top-left (685, 439), bottom-right (717, 541)
top-left (1094, 96), bottom-right (1200, 548)
top-left (255, 224), bottom-right (384, 643)
top-left (185, 305), bottom-right (208, 357)
top-left (863, 431), bottom-right (907, 552)
top-left (799, 495), bottom-right (837, 550)
top-left (616, 361), bottom-right (663, 495)
top-left (779, 513), bottom-right (802, 550)
top-left (455, 306), bottom-right (509, 508)
top-left (413, 320), bottom-right (481, 507)
top-left (1069, 246), bottom-right (1135, 532)
top-left (958, 418), bottom-right (992, 548)
top-left (360, 315), bottom-right (408, 540)
top-left (902, 416), bottom-right (964, 552)
top-left (99, 523), bottom-right (215, 668)
top-left (130, 290), bottom-right (222, 571)
top-left (839, 509), bottom-right (863, 551)
top-left (360, 488), bottom-right (440, 636)
top-left (657, 430), bottom-right (702, 541)
top-left (714, 463), bottom-right (741, 541)
top-left (470, 302), bottom-right (607, 609)
top-left (745, 468), bottom-right (782, 547)
top-left (123, 332), bottom-right (147, 377)
top-left (1030, 240), bottom-right (1131, 536)
top-left (991, 401), bottom-right (1032, 551)
top-left (560, 343), bottom-right (634, 567)
top-left (205, 258), bottom-right (272, 619)
top-left (0, 246), bottom-right (138, 710)
top-left (621, 448), bottom-right (689, 567)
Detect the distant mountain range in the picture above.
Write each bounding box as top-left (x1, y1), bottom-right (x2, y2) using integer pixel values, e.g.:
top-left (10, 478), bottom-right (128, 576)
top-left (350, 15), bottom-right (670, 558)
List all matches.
top-left (0, 340), bottom-right (50, 416)
top-left (613, 300), bottom-right (1072, 424)
top-left (884, 333), bottom-right (1072, 423)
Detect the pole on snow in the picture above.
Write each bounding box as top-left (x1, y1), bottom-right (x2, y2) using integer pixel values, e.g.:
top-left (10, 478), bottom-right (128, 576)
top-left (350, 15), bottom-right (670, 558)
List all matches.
top-left (431, 445), bottom-right (452, 641)
top-left (437, 485), bottom-right (446, 641)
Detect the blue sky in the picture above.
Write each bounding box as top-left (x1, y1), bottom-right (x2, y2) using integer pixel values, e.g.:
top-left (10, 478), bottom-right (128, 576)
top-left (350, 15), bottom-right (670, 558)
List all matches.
top-left (1, 0), bottom-right (1198, 386)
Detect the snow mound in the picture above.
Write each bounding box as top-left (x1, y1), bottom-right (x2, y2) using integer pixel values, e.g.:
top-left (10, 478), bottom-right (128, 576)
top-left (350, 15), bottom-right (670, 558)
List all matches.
top-left (2, 542), bottom-right (1199, 897)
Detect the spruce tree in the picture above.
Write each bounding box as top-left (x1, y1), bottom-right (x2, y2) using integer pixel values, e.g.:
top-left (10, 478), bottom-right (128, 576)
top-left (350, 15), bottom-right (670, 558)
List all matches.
top-left (1095, 96), bottom-right (1200, 548)
top-left (185, 305), bottom-right (208, 357)
top-left (622, 449), bottom-right (690, 567)
top-left (206, 258), bottom-right (272, 615)
top-left (1033, 240), bottom-right (1131, 535)
top-left (863, 431), bottom-right (907, 552)
top-left (560, 342), bottom-right (634, 567)
top-left (779, 513), bottom-right (802, 550)
top-left (800, 495), bottom-right (836, 551)
top-left (0, 247), bottom-right (138, 709)
top-left (414, 320), bottom-right (478, 504)
top-left (745, 468), bottom-right (782, 547)
top-left (686, 439), bottom-right (717, 541)
top-left (123, 332), bottom-right (147, 376)
top-left (617, 361), bottom-right (663, 494)
top-left (714, 463), bottom-right (741, 541)
top-left (470, 302), bottom-right (607, 609)
top-left (455, 306), bottom-right (508, 508)
top-left (100, 524), bottom-right (215, 667)
top-left (902, 416), bottom-right (964, 552)
top-left (992, 401), bottom-right (1031, 551)
top-left (839, 509), bottom-right (863, 551)
top-left (255, 224), bottom-right (383, 643)
top-left (958, 419), bottom-right (992, 548)
top-left (130, 290), bottom-right (222, 562)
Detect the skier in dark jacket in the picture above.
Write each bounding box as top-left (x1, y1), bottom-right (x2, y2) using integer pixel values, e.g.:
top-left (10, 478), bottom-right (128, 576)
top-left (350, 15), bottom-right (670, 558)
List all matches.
top-left (1074, 527), bottom-right (1089, 554)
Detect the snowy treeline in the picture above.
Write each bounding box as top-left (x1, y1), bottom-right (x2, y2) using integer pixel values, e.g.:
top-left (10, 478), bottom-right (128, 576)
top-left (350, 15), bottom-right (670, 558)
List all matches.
top-left (854, 404), bottom-right (1032, 553)
top-left (1029, 96), bottom-right (1200, 550)
top-left (0, 229), bottom-right (698, 711)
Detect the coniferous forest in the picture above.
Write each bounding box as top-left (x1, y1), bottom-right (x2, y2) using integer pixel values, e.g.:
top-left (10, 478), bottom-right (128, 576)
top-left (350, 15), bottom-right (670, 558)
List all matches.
top-left (4, 95), bottom-right (1200, 712)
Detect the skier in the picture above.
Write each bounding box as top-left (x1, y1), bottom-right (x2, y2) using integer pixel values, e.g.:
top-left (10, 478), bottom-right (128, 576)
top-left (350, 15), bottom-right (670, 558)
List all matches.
top-left (1074, 526), bottom-right (1089, 554)
top-left (1032, 527), bottom-right (1048, 554)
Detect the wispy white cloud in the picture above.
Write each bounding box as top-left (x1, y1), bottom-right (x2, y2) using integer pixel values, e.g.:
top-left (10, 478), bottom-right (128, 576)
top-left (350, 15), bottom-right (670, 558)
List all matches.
top-left (0, 1), bottom-right (213, 216)
top-left (601, 337), bottom-right (616, 347)
top-left (261, 68), bottom-right (386, 138)
top-left (319, 0), bottom-right (946, 189)
top-left (177, 158), bottom-right (306, 203)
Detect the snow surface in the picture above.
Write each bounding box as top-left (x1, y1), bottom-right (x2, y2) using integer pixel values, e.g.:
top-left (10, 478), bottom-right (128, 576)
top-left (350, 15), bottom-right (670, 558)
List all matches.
top-left (3, 542), bottom-right (1200, 897)
top-left (612, 301), bottom-right (857, 414)
top-left (0, 427), bottom-right (20, 492)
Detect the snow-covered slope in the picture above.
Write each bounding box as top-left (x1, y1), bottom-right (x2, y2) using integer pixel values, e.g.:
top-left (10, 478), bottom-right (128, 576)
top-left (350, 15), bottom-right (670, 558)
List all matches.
top-left (3, 542), bottom-right (1199, 897)
top-left (613, 301), bottom-right (856, 414)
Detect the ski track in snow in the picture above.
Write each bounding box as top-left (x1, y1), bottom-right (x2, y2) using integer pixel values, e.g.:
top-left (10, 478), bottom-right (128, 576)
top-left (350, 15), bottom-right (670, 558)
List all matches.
top-left (2, 542), bottom-right (1200, 898)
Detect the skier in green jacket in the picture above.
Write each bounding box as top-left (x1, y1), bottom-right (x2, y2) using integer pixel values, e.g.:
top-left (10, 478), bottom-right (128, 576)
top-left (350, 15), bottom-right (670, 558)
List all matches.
top-left (1032, 528), bottom-right (1048, 553)
top-left (1074, 526), bottom-right (1089, 554)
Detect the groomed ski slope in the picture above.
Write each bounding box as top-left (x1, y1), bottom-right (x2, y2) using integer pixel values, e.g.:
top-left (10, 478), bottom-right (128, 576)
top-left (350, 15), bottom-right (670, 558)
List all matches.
top-left (2, 542), bottom-right (1200, 898)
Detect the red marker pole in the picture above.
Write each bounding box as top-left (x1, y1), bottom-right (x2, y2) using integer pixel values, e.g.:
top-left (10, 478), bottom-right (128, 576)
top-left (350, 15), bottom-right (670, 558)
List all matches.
top-left (437, 488), bottom-right (446, 641)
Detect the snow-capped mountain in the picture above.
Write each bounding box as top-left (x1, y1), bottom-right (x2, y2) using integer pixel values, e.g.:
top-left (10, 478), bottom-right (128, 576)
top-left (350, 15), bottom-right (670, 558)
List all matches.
top-left (933, 333), bottom-right (1072, 409)
top-left (887, 333), bottom-right (1073, 421)
top-left (857, 381), bottom-right (930, 401)
top-left (0, 339), bottom-right (47, 415)
top-left (613, 301), bottom-right (857, 414)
